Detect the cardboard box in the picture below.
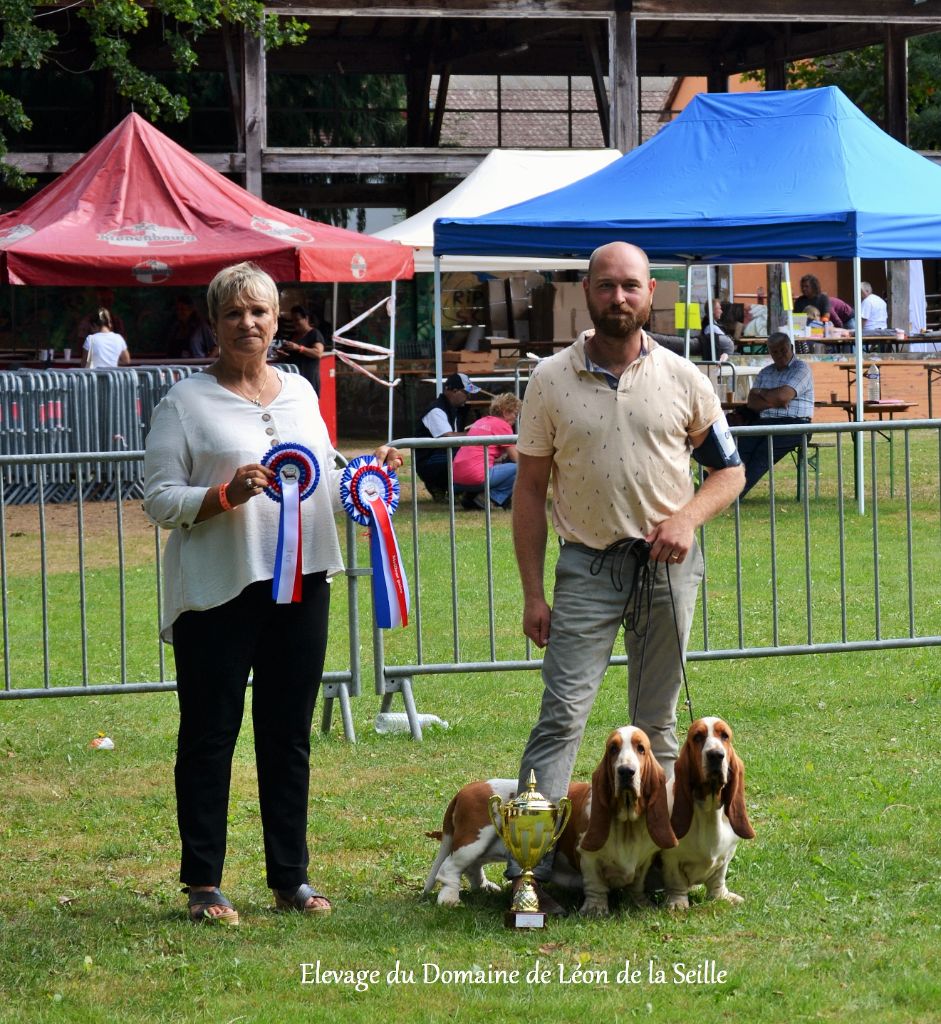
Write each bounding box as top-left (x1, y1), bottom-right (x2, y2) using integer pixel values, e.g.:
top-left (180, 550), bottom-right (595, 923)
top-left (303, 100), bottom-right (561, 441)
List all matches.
top-left (443, 350), bottom-right (496, 372)
top-left (652, 279), bottom-right (680, 308)
top-left (649, 279), bottom-right (681, 334)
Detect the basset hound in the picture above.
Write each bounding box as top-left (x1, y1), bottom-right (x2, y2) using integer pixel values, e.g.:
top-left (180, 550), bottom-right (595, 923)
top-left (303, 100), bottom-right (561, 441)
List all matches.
top-left (423, 725), bottom-right (677, 916)
top-left (661, 716), bottom-right (756, 911)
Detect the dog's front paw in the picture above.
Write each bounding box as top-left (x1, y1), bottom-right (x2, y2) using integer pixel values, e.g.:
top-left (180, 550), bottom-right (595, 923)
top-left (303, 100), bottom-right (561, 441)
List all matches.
top-left (436, 887), bottom-right (463, 907)
top-left (664, 893), bottom-right (690, 912)
top-left (713, 890), bottom-right (744, 906)
top-left (578, 897), bottom-right (610, 917)
top-left (476, 879), bottom-right (503, 895)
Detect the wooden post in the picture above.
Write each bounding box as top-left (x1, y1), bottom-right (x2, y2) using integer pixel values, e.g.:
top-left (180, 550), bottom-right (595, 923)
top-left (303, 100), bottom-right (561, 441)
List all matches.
top-left (768, 264), bottom-right (785, 338)
top-left (765, 35), bottom-right (788, 92)
top-left (242, 26), bottom-right (266, 198)
top-left (887, 260), bottom-right (910, 332)
top-left (884, 24), bottom-right (910, 331)
top-left (610, 3), bottom-right (638, 153)
top-left (884, 24), bottom-right (909, 145)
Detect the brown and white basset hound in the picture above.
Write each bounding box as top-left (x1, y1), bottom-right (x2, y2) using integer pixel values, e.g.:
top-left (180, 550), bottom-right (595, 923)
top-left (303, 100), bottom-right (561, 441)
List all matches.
top-left (661, 716), bottom-right (756, 911)
top-left (423, 726), bottom-right (677, 916)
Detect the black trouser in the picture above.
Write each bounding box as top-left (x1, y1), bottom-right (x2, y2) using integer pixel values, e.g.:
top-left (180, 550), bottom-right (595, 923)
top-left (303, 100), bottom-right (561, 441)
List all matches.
top-left (415, 449), bottom-right (449, 495)
top-left (172, 573), bottom-right (330, 890)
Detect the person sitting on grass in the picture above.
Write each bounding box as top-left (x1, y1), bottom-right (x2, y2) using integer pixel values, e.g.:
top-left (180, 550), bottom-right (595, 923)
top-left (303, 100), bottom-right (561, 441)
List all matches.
top-left (451, 392), bottom-right (522, 510)
top-left (414, 372), bottom-right (479, 501)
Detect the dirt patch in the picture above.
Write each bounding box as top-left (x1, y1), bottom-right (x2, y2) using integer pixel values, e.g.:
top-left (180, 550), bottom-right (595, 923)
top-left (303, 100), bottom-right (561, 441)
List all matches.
top-left (3, 500), bottom-right (158, 575)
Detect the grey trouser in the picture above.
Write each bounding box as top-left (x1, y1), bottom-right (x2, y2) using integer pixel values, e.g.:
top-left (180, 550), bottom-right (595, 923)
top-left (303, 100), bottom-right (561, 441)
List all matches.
top-left (508, 538), bottom-right (703, 881)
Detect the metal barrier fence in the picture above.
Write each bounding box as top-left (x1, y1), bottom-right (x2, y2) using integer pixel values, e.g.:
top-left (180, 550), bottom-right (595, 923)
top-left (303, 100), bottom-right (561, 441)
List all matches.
top-left (2, 420), bottom-right (940, 743)
top-left (0, 366), bottom-right (298, 503)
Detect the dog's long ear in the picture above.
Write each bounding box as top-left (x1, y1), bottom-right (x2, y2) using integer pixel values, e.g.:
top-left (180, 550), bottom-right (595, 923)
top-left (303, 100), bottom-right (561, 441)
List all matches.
top-left (722, 749), bottom-right (756, 839)
top-left (643, 757), bottom-right (678, 849)
top-left (670, 742), bottom-right (696, 840)
top-left (580, 755), bottom-right (614, 852)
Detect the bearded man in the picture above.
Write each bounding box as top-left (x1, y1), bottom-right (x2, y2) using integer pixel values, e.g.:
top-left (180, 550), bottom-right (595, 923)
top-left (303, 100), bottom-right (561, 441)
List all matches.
top-left (505, 242), bottom-right (744, 914)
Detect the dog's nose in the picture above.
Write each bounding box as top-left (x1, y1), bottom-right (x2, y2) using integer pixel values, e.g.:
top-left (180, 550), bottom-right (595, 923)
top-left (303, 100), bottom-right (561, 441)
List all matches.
top-left (617, 764), bottom-right (636, 785)
top-left (706, 748), bottom-right (725, 767)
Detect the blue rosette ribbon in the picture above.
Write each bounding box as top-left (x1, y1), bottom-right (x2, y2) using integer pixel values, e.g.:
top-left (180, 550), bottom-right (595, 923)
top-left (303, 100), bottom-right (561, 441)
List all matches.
top-left (340, 455), bottom-right (409, 628)
top-left (261, 442), bottom-right (320, 603)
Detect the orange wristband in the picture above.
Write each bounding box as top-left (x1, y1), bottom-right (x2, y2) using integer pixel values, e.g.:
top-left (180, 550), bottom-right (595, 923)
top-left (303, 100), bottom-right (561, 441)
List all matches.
top-left (218, 482), bottom-right (233, 511)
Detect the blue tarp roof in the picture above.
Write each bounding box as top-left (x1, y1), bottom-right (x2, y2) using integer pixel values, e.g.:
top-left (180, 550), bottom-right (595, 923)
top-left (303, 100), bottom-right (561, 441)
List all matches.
top-left (434, 87), bottom-right (941, 264)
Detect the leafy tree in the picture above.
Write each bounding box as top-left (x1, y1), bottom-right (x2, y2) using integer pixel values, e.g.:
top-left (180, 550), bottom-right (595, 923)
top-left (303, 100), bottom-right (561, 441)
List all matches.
top-left (0, 1), bottom-right (308, 188)
top-left (777, 32), bottom-right (941, 148)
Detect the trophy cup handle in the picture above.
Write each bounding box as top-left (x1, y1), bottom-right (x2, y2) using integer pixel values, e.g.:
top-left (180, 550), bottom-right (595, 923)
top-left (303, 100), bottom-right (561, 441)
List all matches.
top-left (488, 793), bottom-right (505, 834)
top-left (549, 796), bottom-right (572, 850)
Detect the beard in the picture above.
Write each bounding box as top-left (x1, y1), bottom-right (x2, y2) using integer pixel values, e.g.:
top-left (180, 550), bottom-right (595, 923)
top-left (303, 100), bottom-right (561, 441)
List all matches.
top-left (588, 296), bottom-right (653, 338)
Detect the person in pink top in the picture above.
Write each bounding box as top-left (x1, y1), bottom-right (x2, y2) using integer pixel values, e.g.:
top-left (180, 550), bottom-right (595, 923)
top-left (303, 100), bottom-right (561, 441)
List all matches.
top-left (452, 392), bottom-right (522, 510)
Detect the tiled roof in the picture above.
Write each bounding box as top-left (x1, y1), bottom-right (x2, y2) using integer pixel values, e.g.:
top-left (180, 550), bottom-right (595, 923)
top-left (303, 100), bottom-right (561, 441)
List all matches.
top-left (437, 77), bottom-right (675, 148)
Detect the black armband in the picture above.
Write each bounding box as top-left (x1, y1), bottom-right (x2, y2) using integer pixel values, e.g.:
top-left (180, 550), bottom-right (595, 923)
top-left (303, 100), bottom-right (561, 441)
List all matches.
top-left (692, 413), bottom-right (742, 470)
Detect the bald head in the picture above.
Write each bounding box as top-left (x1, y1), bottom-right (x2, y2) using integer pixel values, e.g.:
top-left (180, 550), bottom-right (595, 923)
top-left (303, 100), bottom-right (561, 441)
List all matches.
top-left (587, 241), bottom-right (651, 282)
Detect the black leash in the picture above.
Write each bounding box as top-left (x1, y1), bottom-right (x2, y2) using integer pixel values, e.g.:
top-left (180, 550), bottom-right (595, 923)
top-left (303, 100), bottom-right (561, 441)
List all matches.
top-left (588, 538), bottom-right (695, 726)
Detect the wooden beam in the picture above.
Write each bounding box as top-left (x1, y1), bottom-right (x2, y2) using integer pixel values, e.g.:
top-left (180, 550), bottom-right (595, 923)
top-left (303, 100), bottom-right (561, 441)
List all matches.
top-left (1, 149), bottom-right (490, 176)
top-left (269, 2), bottom-right (941, 24)
top-left (706, 69), bottom-right (728, 93)
top-left (767, 264), bottom-right (784, 342)
top-left (884, 23), bottom-right (909, 144)
top-left (887, 259), bottom-right (910, 333)
top-left (261, 148), bottom-right (490, 173)
top-left (429, 71), bottom-right (451, 147)
top-left (583, 23), bottom-right (611, 147)
top-left (242, 27), bottom-right (267, 196)
top-left (610, 5), bottom-right (638, 152)
top-left (764, 29), bottom-right (787, 91)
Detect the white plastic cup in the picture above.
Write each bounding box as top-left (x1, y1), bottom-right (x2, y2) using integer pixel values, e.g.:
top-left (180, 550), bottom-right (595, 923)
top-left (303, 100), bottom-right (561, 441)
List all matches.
top-left (62, 348), bottom-right (71, 360)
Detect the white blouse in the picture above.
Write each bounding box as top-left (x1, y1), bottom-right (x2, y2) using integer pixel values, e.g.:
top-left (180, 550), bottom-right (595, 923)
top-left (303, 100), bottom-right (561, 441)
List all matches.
top-left (143, 370), bottom-right (344, 640)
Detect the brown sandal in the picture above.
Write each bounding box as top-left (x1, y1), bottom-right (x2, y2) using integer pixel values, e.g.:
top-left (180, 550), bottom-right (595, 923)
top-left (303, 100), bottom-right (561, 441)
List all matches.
top-left (185, 886), bottom-right (240, 926)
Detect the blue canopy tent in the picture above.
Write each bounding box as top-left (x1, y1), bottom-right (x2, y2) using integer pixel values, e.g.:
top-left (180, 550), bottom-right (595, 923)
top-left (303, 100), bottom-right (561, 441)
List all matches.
top-left (434, 87), bottom-right (941, 508)
top-left (434, 87), bottom-right (941, 264)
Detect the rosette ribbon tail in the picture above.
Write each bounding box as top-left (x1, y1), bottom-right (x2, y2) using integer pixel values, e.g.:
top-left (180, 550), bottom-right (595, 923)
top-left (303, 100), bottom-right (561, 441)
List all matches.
top-left (367, 492), bottom-right (410, 629)
top-left (272, 471), bottom-right (303, 604)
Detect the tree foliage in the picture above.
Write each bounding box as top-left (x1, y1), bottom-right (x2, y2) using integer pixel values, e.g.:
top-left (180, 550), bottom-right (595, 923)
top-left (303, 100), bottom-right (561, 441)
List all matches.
top-left (783, 32), bottom-right (941, 149)
top-left (0, 0), bottom-right (308, 187)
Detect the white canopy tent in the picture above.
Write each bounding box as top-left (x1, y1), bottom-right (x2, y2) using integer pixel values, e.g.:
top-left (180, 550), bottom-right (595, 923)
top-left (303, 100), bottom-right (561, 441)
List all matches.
top-left (373, 148), bottom-right (620, 273)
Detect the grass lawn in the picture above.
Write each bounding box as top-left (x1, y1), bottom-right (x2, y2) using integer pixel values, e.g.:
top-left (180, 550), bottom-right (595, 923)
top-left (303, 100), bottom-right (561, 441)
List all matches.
top-left (1, 433), bottom-right (940, 1022)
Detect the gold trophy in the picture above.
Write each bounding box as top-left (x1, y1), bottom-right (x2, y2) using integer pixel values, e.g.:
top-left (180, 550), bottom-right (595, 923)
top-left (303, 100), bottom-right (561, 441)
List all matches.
top-left (489, 770), bottom-right (572, 929)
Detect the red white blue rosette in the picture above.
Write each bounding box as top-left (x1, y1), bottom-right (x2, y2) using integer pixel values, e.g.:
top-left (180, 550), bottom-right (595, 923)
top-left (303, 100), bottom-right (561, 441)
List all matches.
top-left (340, 455), bottom-right (409, 629)
top-left (261, 443), bottom-right (320, 603)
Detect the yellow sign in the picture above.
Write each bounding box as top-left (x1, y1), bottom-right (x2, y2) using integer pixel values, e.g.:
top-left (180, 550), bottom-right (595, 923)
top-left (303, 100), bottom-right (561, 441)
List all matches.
top-left (781, 281), bottom-right (793, 309)
top-left (674, 303), bottom-right (702, 330)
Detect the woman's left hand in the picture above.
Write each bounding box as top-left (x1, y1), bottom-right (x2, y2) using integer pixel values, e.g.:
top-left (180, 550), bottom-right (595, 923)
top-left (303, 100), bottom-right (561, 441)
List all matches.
top-left (374, 445), bottom-right (404, 471)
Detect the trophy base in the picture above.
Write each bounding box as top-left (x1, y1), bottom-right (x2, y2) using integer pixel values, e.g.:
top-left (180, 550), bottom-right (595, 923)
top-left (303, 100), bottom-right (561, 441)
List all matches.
top-left (504, 910), bottom-right (548, 930)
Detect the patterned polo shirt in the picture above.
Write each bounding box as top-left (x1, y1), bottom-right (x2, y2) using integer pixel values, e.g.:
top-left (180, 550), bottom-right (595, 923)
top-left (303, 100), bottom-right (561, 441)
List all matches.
top-left (517, 333), bottom-right (722, 549)
top-left (753, 355), bottom-right (814, 420)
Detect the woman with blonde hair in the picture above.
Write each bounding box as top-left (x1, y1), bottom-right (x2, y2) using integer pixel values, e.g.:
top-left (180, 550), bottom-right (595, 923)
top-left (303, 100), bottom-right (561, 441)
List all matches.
top-left (452, 390), bottom-right (522, 510)
top-left (144, 261), bottom-right (401, 925)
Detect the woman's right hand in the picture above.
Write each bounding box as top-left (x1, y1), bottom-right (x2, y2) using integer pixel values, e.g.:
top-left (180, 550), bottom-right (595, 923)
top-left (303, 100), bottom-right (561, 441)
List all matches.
top-left (228, 463), bottom-right (274, 506)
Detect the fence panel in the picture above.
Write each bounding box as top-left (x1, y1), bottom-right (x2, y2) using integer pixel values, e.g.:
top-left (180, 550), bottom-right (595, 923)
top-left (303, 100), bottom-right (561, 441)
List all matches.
top-left (2, 421), bottom-right (940, 744)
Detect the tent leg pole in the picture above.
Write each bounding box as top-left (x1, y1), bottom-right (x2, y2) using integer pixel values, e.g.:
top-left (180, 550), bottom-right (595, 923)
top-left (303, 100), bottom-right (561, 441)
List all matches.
top-left (388, 279), bottom-right (397, 442)
top-left (854, 256), bottom-right (865, 515)
top-left (434, 257), bottom-right (443, 393)
top-left (684, 264), bottom-right (693, 359)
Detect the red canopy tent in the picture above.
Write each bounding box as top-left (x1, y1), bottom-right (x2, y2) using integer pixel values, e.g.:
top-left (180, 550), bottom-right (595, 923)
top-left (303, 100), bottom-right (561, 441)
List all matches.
top-left (0, 113), bottom-right (413, 286)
